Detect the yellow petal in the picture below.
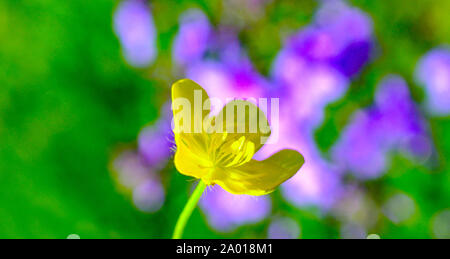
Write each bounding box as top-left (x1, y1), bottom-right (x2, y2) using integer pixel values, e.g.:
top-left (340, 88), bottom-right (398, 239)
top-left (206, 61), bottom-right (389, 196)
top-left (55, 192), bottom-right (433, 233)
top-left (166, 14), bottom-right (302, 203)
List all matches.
top-left (211, 149), bottom-right (305, 195)
top-left (171, 79), bottom-right (210, 134)
top-left (210, 100), bottom-right (271, 167)
top-left (173, 133), bottom-right (213, 179)
top-left (171, 79), bottom-right (213, 179)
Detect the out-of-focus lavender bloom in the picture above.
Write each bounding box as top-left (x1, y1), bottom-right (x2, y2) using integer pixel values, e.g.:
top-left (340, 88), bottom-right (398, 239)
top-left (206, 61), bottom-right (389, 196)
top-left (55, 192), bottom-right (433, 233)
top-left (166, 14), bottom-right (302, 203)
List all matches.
top-left (138, 120), bottom-right (173, 168)
top-left (382, 193), bottom-right (416, 224)
top-left (114, 0), bottom-right (157, 68)
top-left (374, 76), bottom-right (432, 160)
top-left (271, 4), bottom-right (361, 131)
top-left (172, 10), bottom-right (270, 108)
top-left (186, 59), bottom-right (268, 107)
top-left (415, 47), bottom-right (450, 116)
top-left (287, 28), bottom-right (340, 62)
top-left (267, 216), bottom-right (300, 239)
top-left (264, 2), bottom-right (375, 208)
top-left (199, 185), bottom-right (271, 232)
top-left (332, 75), bottom-right (432, 179)
top-left (274, 0), bottom-right (373, 79)
top-left (331, 41), bottom-right (372, 77)
top-left (111, 105), bottom-right (172, 214)
top-left (281, 154), bottom-right (344, 210)
top-left (139, 102), bottom-right (174, 168)
top-left (113, 150), bottom-right (153, 190)
top-left (186, 61), bottom-right (231, 101)
top-left (133, 179), bottom-right (165, 213)
top-left (187, 40), bottom-right (268, 104)
top-left (112, 150), bottom-right (165, 213)
top-left (172, 9), bottom-right (212, 66)
top-left (272, 57), bottom-right (349, 129)
top-left (331, 110), bottom-right (389, 178)
top-left (315, 0), bottom-right (373, 47)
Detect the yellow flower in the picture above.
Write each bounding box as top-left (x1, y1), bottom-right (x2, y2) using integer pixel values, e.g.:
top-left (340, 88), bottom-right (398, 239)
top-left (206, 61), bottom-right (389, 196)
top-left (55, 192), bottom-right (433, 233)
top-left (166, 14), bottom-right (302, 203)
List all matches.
top-left (171, 79), bottom-right (304, 196)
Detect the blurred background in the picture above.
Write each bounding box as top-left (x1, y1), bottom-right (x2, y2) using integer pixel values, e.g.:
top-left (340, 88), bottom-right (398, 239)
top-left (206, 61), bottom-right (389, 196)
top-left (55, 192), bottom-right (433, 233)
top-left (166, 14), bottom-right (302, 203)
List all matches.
top-left (0, 0), bottom-right (449, 239)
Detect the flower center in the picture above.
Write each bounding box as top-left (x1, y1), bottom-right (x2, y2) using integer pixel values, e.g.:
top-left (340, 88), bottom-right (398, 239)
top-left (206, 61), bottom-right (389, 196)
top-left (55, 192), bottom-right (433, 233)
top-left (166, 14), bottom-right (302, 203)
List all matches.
top-left (207, 133), bottom-right (255, 168)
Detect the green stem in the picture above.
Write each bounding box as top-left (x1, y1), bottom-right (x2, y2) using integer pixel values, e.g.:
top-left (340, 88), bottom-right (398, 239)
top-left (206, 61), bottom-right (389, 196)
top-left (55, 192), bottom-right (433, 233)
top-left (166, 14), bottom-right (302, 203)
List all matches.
top-left (172, 181), bottom-right (207, 239)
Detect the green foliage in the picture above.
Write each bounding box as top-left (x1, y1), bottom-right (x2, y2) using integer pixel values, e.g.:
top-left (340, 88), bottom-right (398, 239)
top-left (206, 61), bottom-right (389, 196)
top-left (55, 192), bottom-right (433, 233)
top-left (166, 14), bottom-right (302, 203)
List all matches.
top-left (0, 0), bottom-right (448, 238)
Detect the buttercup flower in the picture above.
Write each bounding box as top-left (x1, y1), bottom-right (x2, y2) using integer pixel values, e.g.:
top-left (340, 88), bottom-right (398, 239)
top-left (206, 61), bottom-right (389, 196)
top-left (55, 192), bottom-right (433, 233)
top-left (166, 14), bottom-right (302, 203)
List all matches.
top-left (171, 79), bottom-right (304, 195)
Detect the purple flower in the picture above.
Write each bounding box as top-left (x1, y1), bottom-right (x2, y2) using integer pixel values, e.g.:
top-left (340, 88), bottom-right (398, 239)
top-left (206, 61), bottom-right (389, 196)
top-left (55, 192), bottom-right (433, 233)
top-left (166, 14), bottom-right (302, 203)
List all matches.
top-left (111, 106), bottom-right (172, 214)
top-left (271, 3), bottom-right (375, 132)
top-left (265, 2), bottom-right (376, 201)
top-left (113, 150), bottom-right (153, 189)
top-left (415, 46), bottom-right (450, 116)
top-left (185, 61), bottom-right (232, 100)
top-left (332, 75), bottom-right (432, 179)
top-left (272, 60), bottom-right (349, 129)
top-left (331, 110), bottom-right (389, 179)
top-left (374, 76), bottom-right (430, 154)
top-left (138, 120), bottom-right (173, 168)
top-left (331, 40), bottom-right (372, 77)
top-left (287, 28), bottom-right (341, 62)
top-left (113, 0), bottom-right (157, 67)
top-left (186, 60), bottom-right (268, 104)
top-left (172, 9), bottom-right (212, 66)
top-left (275, 0), bottom-right (373, 79)
top-left (281, 155), bottom-right (344, 210)
top-left (133, 178), bottom-right (165, 213)
top-left (199, 185), bottom-right (271, 232)
top-left (315, 0), bottom-right (373, 46)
